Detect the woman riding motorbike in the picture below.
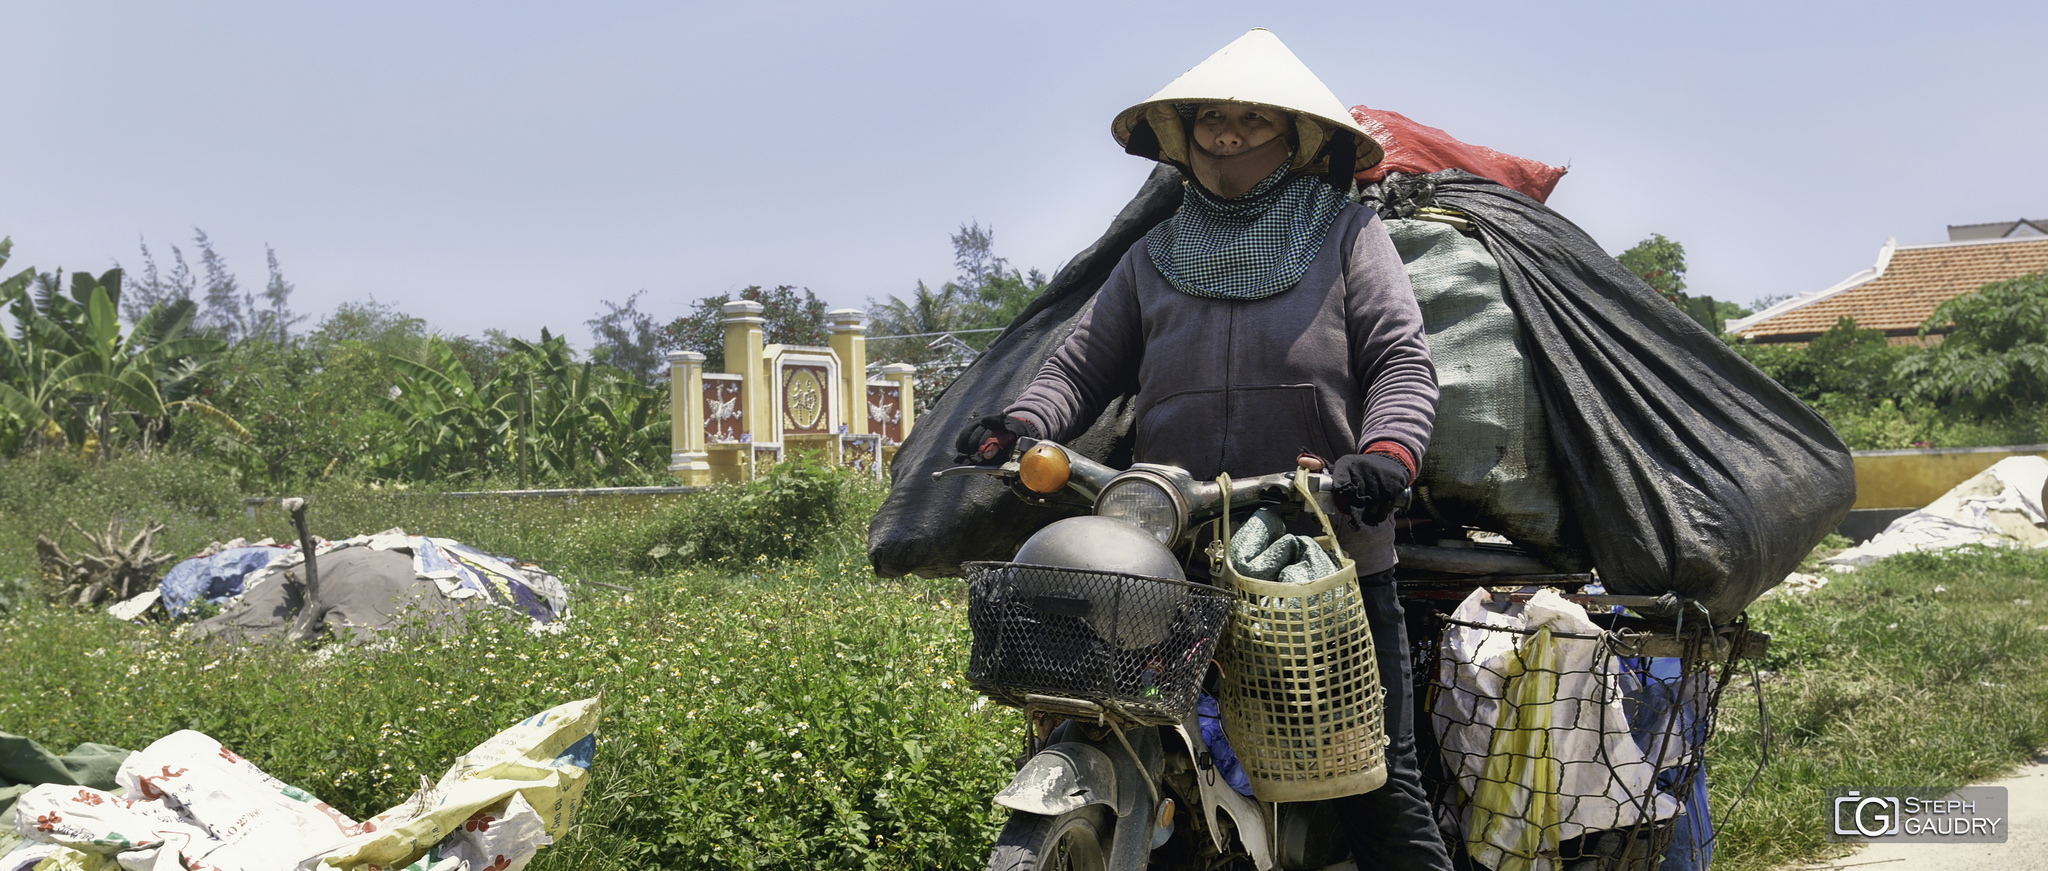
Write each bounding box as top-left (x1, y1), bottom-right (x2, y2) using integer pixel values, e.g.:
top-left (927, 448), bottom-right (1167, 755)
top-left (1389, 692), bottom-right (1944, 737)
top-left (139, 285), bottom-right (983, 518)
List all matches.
top-left (955, 28), bottom-right (1451, 871)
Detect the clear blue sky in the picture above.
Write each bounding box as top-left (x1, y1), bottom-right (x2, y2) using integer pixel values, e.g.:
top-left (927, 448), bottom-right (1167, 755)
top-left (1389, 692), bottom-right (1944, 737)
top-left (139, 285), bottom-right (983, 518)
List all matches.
top-left (5, 1), bottom-right (2042, 351)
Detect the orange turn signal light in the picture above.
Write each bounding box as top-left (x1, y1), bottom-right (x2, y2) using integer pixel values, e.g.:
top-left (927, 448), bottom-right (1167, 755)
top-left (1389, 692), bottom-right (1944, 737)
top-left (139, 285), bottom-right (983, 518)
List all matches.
top-left (1018, 444), bottom-right (1072, 494)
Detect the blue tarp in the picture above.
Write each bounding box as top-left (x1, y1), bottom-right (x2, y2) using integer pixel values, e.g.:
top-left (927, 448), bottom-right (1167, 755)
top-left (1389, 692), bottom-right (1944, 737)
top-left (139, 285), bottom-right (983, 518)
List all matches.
top-left (158, 547), bottom-right (285, 618)
top-left (1624, 656), bottom-right (1714, 871)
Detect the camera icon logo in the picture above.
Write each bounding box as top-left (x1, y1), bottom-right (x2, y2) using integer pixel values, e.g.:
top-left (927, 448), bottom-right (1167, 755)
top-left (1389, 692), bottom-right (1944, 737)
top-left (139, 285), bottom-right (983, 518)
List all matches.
top-left (1834, 791), bottom-right (1902, 837)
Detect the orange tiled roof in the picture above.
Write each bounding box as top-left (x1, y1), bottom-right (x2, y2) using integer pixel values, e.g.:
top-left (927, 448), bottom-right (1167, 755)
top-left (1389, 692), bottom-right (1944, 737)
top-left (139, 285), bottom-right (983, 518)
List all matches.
top-left (1740, 236), bottom-right (2048, 340)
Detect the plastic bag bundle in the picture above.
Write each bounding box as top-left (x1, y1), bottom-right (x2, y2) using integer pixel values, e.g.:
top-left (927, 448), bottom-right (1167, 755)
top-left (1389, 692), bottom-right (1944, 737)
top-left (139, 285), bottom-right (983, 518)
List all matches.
top-left (1349, 106), bottom-right (1568, 203)
top-left (1363, 170), bottom-right (1856, 620)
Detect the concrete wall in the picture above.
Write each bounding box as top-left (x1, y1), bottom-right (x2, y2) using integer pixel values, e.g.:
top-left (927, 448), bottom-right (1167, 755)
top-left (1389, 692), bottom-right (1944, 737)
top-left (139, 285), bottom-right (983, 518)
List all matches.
top-left (243, 486), bottom-right (703, 522)
top-left (1851, 444), bottom-right (2048, 510)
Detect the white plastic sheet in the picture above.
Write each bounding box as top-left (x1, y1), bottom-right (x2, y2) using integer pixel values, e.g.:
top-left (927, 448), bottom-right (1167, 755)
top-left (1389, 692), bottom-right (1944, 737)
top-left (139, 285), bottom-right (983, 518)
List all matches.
top-left (1825, 456), bottom-right (2048, 568)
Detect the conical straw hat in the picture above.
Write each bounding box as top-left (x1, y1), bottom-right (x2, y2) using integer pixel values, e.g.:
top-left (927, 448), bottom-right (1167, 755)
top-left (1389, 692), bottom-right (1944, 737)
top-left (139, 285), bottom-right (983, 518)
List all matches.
top-left (1111, 28), bottom-right (1382, 182)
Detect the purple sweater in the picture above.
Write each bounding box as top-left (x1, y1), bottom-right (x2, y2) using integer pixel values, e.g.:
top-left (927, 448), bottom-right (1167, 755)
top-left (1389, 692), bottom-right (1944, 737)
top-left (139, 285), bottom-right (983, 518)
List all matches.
top-left (1007, 203), bottom-right (1438, 572)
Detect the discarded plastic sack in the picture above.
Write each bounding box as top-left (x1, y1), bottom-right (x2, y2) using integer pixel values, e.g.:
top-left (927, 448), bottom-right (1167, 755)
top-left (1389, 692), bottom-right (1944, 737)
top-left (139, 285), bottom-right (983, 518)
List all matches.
top-left (1350, 107), bottom-right (1568, 203)
top-left (5, 696), bottom-right (599, 871)
top-left (158, 546), bottom-right (288, 617)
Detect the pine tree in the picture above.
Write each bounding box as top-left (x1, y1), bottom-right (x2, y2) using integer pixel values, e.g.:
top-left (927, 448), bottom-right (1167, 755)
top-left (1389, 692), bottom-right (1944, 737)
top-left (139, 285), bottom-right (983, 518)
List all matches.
top-left (256, 244), bottom-right (304, 344)
top-left (194, 228), bottom-right (247, 342)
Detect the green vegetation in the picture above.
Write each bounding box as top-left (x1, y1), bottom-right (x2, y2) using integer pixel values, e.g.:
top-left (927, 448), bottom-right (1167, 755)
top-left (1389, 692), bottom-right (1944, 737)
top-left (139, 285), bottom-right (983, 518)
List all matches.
top-left (1895, 272), bottom-right (2048, 414)
top-left (6, 451), bottom-right (2046, 869)
top-left (1, 235), bottom-right (674, 489)
top-left (1706, 545), bottom-right (2048, 868)
top-left (0, 452), bottom-right (1017, 870)
top-left (1615, 233), bottom-right (1743, 334)
top-left (0, 242), bottom-right (231, 458)
top-left (865, 223), bottom-right (1048, 410)
top-left (1731, 272), bottom-right (2048, 449)
top-left (661, 284), bottom-right (830, 375)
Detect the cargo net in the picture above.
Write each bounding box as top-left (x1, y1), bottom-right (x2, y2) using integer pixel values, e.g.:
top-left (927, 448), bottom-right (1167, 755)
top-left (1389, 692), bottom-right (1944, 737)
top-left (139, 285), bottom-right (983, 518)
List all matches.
top-left (1413, 605), bottom-right (1742, 871)
top-left (964, 562), bottom-right (1232, 725)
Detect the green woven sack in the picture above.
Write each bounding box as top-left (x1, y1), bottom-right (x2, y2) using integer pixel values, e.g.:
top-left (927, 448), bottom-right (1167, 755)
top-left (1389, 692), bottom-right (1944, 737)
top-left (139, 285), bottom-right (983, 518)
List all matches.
top-left (1388, 218), bottom-right (1585, 569)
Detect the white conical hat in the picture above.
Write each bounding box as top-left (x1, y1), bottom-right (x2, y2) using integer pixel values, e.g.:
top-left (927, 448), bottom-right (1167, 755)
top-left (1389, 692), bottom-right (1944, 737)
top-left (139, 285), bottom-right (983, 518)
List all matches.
top-left (1111, 28), bottom-right (1382, 180)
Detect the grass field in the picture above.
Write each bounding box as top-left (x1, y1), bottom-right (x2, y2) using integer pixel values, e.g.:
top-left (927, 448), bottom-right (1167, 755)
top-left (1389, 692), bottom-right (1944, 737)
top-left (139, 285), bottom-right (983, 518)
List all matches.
top-left (1702, 545), bottom-right (2048, 868)
top-left (4, 452), bottom-right (2047, 869)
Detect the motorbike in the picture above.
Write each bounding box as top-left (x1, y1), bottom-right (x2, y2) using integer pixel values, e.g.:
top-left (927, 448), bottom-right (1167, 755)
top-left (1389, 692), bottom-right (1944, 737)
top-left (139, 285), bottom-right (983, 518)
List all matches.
top-left (937, 438), bottom-right (1394, 871)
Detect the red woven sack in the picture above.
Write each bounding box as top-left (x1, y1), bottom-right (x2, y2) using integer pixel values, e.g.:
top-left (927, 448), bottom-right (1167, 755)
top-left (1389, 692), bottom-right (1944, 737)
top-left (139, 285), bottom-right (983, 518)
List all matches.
top-left (1350, 106), bottom-right (1567, 203)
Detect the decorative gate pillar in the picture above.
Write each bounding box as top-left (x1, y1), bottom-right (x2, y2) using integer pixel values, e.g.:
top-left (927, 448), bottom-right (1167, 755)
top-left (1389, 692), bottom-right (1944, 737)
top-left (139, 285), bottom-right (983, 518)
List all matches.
top-left (704, 300), bottom-right (770, 483)
top-left (827, 309), bottom-right (868, 437)
top-left (666, 350), bottom-right (711, 484)
top-left (874, 362), bottom-right (918, 472)
top-left (879, 363), bottom-right (917, 434)
top-left (721, 301), bottom-right (767, 434)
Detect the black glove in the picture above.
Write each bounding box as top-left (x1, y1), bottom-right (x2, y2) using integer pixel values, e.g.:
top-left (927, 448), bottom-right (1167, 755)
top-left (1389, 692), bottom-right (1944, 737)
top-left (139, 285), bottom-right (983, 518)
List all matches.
top-left (953, 414), bottom-right (1037, 464)
top-left (1330, 452), bottom-right (1409, 527)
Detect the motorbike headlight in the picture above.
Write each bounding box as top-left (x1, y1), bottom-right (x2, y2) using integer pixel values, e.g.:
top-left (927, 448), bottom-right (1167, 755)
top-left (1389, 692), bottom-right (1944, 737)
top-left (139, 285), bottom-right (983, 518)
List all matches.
top-left (1096, 472), bottom-right (1184, 546)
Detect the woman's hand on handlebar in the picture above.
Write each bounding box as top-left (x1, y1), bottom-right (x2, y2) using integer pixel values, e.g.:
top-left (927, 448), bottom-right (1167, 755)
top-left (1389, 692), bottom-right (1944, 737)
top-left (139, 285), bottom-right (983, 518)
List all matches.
top-left (953, 414), bottom-right (1040, 465)
top-left (1330, 453), bottom-right (1409, 526)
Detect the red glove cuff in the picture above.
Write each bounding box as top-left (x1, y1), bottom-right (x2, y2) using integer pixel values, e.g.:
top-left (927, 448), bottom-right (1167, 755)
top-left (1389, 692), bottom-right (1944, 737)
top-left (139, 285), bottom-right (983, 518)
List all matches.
top-left (1363, 441), bottom-right (1417, 483)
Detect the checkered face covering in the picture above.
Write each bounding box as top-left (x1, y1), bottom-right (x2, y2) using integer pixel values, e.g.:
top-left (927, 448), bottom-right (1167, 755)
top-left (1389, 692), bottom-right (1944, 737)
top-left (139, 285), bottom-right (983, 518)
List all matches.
top-left (1146, 161), bottom-right (1350, 301)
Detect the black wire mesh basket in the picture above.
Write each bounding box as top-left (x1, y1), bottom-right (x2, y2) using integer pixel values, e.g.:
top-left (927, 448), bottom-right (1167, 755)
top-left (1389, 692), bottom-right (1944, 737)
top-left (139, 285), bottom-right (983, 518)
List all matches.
top-left (964, 562), bottom-right (1233, 725)
top-left (1409, 597), bottom-right (1750, 871)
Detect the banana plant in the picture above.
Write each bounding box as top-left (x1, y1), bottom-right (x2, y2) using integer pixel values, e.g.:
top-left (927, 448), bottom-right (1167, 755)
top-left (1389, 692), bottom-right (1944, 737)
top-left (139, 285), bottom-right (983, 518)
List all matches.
top-left (372, 329), bottom-right (669, 484)
top-left (500, 330), bottom-right (669, 484)
top-left (0, 239), bottom-right (232, 457)
top-left (373, 335), bottom-right (514, 480)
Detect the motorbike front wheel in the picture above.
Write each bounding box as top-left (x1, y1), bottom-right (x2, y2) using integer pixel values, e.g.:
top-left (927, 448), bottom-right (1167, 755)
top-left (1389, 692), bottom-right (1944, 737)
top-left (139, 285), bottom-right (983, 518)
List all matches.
top-left (985, 806), bottom-right (1114, 871)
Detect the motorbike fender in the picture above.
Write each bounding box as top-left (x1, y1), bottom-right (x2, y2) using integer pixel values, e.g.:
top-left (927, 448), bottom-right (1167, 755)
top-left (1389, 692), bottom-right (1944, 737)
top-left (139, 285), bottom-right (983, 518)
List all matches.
top-left (1172, 722), bottom-right (1277, 870)
top-left (993, 741), bottom-right (1118, 817)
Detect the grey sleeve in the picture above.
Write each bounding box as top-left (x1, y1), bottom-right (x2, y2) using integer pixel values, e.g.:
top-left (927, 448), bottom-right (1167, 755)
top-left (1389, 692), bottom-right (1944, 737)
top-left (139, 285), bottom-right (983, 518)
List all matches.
top-left (1006, 250), bottom-right (1144, 441)
top-left (1344, 213), bottom-right (1439, 468)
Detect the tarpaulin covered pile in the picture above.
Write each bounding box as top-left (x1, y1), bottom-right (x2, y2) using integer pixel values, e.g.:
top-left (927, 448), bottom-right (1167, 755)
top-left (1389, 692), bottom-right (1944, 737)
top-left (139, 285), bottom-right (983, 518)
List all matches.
top-left (869, 107), bottom-right (1855, 622)
top-left (3, 697), bottom-right (598, 871)
top-left (143, 530), bottom-right (570, 644)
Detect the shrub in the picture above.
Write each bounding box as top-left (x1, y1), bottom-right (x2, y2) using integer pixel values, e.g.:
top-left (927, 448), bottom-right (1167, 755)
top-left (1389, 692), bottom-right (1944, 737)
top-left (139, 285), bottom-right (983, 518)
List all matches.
top-left (1732, 316), bottom-right (1905, 404)
top-left (0, 451), bottom-right (245, 583)
top-left (629, 453), bottom-right (871, 572)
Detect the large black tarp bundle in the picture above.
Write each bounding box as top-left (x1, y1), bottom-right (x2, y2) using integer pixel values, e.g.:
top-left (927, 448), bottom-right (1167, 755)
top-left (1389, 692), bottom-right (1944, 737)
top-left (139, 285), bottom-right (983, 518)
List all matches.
top-left (865, 166), bottom-right (1183, 579)
top-left (870, 165), bottom-right (1856, 623)
top-left (1362, 170), bottom-right (1856, 621)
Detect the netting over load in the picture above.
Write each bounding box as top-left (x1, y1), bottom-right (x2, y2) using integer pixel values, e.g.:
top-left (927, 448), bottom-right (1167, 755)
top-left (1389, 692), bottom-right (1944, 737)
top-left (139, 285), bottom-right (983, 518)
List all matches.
top-left (964, 562), bottom-right (1232, 725)
top-left (1418, 588), bottom-right (1736, 871)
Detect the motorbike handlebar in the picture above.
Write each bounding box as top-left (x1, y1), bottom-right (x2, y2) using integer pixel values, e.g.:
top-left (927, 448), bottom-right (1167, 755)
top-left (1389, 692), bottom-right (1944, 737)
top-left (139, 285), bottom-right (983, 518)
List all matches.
top-left (933, 438), bottom-right (1411, 518)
